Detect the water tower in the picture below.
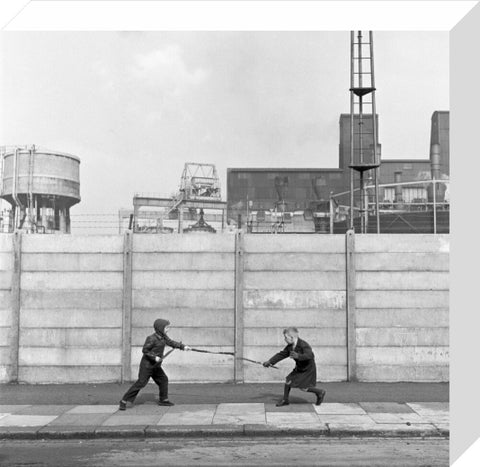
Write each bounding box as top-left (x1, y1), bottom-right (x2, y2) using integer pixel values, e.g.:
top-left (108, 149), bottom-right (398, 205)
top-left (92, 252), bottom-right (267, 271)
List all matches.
top-left (0, 145), bottom-right (81, 233)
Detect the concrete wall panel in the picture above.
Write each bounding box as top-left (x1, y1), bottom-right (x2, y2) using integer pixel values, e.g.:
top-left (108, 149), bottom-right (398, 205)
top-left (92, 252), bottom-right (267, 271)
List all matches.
top-left (132, 271), bottom-right (234, 290)
top-left (20, 309), bottom-right (122, 328)
top-left (356, 309), bottom-right (449, 327)
top-left (21, 253), bottom-right (123, 271)
top-left (0, 271), bottom-right (11, 289)
top-left (21, 290), bottom-right (123, 309)
top-left (245, 364), bottom-right (346, 383)
top-left (357, 365), bottom-right (449, 382)
top-left (244, 253), bottom-right (345, 271)
top-left (19, 328), bottom-right (123, 347)
top-left (357, 347), bottom-right (449, 365)
top-left (244, 328), bottom-right (346, 347)
top-left (22, 272), bottom-right (123, 290)
top-left (244, 235), bottom-right (345, 253)
top-left (244, 290), bottom-right (345, 310)
top-left (133, 253), bottom-right (234, 271)
top-left (356, 290), bottom-right (449, 309)
top-left (356, 327), bottom-right (449, 347)
top-left (244, 309), bottom-right (346, 328)
top-left (133, 290), bottom-right (234, 309)
top-left (22, 235), bottom-right (124, 253)
top-left (356, 252), bottom-right (448, 271)
top-left (132, 309), bottom-right (233, 328)
top-left (356, 271), bottom-right (449, 290)
top-left (244, 271), bottom-right (345, 290)
top-left (19, 347), bottom-right (121, 366)
top-left (133, 234), bottom-right (235, 253)
top-left (0, 235), bottom-right (13, 252)
top-left (355, 234), bottom-right (449, 253)
top-left (131, 327), bottom-right (234, 346)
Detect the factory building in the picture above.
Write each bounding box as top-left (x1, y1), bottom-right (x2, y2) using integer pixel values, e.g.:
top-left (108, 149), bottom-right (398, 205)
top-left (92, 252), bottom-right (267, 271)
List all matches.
top-left (227, 111), bottom-right (449, 232)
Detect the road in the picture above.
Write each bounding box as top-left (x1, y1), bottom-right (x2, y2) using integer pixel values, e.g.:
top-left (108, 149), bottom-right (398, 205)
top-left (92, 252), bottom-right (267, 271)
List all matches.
top-left (0, 437), bottom-right (448, 466)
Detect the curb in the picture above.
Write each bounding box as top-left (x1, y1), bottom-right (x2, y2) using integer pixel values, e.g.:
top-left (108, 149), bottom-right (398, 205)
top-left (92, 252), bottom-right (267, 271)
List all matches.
top-left (0, 424), bottom-right (450, 441)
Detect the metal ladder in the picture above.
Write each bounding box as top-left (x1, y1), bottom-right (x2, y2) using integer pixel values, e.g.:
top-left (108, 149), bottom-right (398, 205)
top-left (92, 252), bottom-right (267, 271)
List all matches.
top-left (349, 30), bottom-right (380, 233)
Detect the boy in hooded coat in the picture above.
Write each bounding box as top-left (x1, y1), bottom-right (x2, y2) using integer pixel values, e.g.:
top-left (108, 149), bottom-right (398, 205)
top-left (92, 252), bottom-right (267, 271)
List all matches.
top-left (119, 319), bottom-right (191, 410)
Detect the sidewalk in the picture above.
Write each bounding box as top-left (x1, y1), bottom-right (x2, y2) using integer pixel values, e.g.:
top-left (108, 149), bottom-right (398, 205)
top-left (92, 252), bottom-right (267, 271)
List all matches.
top-left (0, 383), bottom-right (449, 440)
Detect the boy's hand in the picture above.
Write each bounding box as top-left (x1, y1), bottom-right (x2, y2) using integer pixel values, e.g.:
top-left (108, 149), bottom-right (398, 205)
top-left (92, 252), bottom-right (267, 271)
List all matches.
top-left (289, 351), bottom-right (299, 359)
top-left (184, 346), bottom-right (191, 351)
top-left (155, 356), bottom-right (162, 363)
top-left (263, 361), bottom-right (272, 367)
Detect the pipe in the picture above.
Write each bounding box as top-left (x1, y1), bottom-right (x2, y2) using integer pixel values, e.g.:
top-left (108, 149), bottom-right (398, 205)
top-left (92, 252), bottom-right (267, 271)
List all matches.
top-left (12, 148), bottom-right (24, 230)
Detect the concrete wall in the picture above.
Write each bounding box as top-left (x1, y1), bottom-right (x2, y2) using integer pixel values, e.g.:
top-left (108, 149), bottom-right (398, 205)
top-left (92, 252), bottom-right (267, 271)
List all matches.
top-left (17, 236), bottom-right (124, 383)
top-left (0, 235), bottom-right (13, 382)
top-left (0, 233), bottom-right (449, 384)
top-left (131, 235), bottom-right (235, 382)
top-left (355, 235), bottom-right (449, 381)
top-left (243, 235), bottom-right (346, 382)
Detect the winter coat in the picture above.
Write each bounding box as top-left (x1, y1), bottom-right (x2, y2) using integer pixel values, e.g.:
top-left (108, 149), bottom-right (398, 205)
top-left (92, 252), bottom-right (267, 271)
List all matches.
top-left (268, 338), bottom-right (317, 388)
top-left (140, 318), bottom-right (184, 367)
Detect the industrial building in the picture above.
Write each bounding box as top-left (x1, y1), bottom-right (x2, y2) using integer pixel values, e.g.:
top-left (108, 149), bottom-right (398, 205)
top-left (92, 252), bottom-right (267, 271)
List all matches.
top-left (227, 110), bottom-right (449, 233)
top-left (0, 146), bottom-right (81, 233)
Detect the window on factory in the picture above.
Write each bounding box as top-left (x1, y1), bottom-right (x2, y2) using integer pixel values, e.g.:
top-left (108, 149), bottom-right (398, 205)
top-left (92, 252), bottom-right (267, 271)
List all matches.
top-left (383, 188), bottom-right (395, 202)
top-left (402, 187), bottom-right (427, 203)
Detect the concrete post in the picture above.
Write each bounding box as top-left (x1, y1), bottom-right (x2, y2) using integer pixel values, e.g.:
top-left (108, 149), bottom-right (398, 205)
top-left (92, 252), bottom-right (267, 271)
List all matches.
top-left (121, 231), bottom-right (133, 383)
top-left (345, 229), bottom-right (357, 381)
top-left (234, 230), bottom-right (245, 383)
top-left (9, 231), bottom-right (22, 382)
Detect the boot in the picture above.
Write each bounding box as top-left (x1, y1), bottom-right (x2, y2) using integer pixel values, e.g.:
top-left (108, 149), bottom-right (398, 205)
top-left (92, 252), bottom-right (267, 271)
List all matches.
top-left (158, 399), bottom-right (175, 406)
top-left (276, 384), bottom-right (291, 407)
top-left (307, 387), bottom-right (326, 406)
top-left (119, 400), bottom-right (127, 411)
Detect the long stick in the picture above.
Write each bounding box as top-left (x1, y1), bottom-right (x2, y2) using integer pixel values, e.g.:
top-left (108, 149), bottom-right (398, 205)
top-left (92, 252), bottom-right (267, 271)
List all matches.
top-left (190, 348), bottom-right (279, 369)
top-left (153, 348), bottom-right (175, 368)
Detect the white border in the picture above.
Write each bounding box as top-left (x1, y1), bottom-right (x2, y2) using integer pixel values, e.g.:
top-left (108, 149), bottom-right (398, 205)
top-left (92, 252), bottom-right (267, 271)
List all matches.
top-left (0, 1), bottom-right (477, 31)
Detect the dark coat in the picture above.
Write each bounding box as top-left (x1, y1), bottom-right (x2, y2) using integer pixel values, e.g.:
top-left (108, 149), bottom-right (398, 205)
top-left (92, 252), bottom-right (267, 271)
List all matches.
top-left (141, 332), bottom-right (184, 367)
top-left (268, 338), bottom-right (317, 388)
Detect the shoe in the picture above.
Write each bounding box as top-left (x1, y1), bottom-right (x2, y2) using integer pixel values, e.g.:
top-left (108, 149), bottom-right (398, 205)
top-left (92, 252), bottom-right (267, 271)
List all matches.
top-left (275, 399), bottom-right (290, 407)
top-left (119, 400), bottom-right (127, 411)
top-left (158, 400), bottom-right (175, 406)
top-left (315, 389), bottom-right (326, 406)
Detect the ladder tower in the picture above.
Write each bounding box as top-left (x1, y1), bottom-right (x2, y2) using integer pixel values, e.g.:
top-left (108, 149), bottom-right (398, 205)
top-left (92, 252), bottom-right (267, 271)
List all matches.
top-left (349, 31), bottom-right (380, 233)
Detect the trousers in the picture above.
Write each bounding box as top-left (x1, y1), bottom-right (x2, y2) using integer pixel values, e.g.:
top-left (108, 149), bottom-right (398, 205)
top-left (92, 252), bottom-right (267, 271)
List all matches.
top-left (122, 359), bottom-right (169, 402)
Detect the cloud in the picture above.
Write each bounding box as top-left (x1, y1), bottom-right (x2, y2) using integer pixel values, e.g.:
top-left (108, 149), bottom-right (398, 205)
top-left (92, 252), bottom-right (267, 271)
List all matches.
top-left (131, 45), bottom-right (208, 96)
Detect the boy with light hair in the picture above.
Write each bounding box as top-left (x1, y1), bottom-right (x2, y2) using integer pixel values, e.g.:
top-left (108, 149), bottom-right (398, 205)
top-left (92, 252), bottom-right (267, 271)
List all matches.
top-left (263, 327), bottom-right (326, 407)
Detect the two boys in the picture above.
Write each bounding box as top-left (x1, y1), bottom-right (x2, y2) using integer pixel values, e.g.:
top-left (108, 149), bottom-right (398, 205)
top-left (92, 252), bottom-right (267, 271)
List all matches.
top-left (120, 320), bottom-right (325, 409)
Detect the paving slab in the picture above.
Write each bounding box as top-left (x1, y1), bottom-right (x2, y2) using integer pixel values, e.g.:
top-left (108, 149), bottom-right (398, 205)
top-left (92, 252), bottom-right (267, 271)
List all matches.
top-left (157, 404), bottom-right (216, 425)
top-left (367, 412), bottom-right (425, 424)
top-left (67, 405), bottom-right (118, 414)
top-left (314, 403), bottom-right (367, 415)
top-left (327, 423), bottom-right (439, 437)
top-left (101, 414), bottom-right (163, 426)
top-left (37, 425), bottom-right (97, 439)
top-left (213, 403), bottom-right (265, 425)
top-left (265, 403), bottom-right (315, 413)
top-left (0, 415), bottom-right (57, 427)
top-left (47, 413), bottom-right (111, 426)
top-left (266, 412), bottom-right (323, 427)
top-left (360, 402), bottom-right (414, 414)
top-left (14, 405), bottom-right (74, 416)
top-left (406, 403), bottom-right (449, 423)
top-left (123, 404), bottom-right (170, 415)
top-left (318, 414), bottom-right (375, 425)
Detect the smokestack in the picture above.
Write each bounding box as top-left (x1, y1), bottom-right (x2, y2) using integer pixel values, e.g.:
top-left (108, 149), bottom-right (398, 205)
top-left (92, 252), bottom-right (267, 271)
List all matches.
top-left (430, 143), bottom-right (441, 180)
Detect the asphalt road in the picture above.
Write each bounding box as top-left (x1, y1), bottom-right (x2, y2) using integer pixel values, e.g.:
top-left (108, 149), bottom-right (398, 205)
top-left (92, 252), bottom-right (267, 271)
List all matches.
top-left (0, 437), bottom-right (449, 467)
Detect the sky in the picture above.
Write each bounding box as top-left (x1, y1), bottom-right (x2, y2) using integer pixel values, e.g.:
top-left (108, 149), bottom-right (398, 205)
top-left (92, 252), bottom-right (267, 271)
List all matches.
top-left (0, 31), bottom-right (449, 216)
